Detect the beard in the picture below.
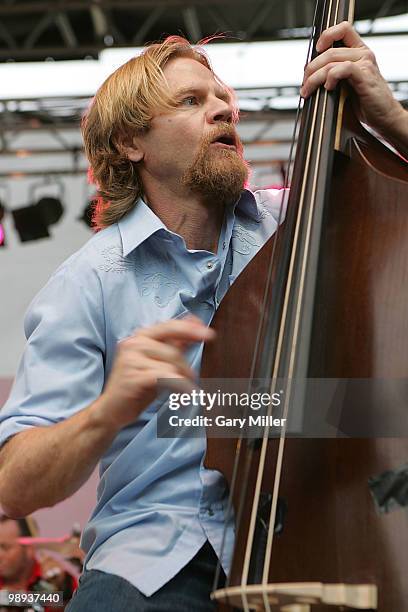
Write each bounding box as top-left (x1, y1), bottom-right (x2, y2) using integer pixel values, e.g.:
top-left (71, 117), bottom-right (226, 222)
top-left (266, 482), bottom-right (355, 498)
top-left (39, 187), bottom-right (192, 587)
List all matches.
top-left (181, 126), bottom-right (249, 207)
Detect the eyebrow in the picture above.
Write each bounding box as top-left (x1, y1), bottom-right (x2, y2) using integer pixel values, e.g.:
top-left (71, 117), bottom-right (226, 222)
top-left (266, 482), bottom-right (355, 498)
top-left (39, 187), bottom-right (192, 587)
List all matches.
top-left (173, 85), bottom-right (231, 103)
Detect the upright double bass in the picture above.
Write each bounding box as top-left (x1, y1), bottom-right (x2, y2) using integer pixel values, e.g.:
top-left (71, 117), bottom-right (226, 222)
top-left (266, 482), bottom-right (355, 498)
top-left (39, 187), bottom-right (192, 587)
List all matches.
top-left (202, 0), bottom-right (408, 610)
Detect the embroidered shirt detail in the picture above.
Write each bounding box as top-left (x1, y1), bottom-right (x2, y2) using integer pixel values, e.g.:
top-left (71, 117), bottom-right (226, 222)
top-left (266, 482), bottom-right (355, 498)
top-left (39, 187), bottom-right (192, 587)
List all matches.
top-left (258, 200), bottom-right (272, 220)
top-left (137, 271), bottom-right (180, 308)
top-left (98, 246), bottom-right (134, 273)
top-left (232, 224), bottom-right (260, 255)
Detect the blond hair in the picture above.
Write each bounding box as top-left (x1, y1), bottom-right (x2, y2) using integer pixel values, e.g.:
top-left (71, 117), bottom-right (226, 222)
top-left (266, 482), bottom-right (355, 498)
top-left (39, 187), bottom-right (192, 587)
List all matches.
top-left (82, 36), bottom-right (225, 230)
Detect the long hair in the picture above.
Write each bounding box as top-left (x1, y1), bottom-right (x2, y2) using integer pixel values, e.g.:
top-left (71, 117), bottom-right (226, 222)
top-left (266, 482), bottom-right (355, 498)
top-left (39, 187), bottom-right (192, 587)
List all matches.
top-left (82, 36), bottom-right (229, 230)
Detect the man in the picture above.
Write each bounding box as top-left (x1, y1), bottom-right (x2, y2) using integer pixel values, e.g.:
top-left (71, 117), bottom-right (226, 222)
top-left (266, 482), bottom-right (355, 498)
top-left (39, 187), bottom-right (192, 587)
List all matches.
top-left (0, 21), bottom-right (407, 612)
top-left (0, 516), bottom-right (77, 611)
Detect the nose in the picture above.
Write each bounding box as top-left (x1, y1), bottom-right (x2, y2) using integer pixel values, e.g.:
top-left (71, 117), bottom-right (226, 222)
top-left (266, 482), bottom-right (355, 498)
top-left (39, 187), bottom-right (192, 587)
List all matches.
top-left (207, 96), bottom-right (233, 124)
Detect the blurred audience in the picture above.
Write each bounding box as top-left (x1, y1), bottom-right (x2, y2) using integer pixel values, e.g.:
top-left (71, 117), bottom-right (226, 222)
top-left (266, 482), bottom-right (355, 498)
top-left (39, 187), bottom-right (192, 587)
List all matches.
top-left (0, 515), bottom-right (79, 611)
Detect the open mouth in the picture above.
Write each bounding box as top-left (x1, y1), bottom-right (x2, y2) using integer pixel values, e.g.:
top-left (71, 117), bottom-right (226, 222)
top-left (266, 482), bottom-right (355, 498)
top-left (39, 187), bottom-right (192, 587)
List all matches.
top-left (211, 134), bottom-right (237, 149)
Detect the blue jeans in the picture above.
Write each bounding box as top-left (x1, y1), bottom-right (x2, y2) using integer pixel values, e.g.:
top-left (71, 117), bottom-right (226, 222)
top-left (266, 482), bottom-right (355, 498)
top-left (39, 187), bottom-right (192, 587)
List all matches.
top-left (66, 541), bottom-right (225, 612)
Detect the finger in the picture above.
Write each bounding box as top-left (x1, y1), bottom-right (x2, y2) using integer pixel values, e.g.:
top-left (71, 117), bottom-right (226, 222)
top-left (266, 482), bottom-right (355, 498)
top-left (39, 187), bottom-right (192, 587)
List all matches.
top-left (134, 354), bottom-right (196, 381)
top-left (125, 316), bottom-right (207, 344)
top-left (138, 319), bottom-right (215, 343)
top-left (316, 21), bottom-right (365, 53)
top-left (165, 315), bottom-right (213, 350)
top-left (180, 314), bottom-right (207, 326)
top-left (301, 62), bottom-right (339, 97)
top-left (324, 61), bottom-right (363, 92)
top-left (132, 337), bottom-right (192, 369)
top-left (304, 47), bottom-right (365, 80)
top-left (302, 60), bottom-right (364, 97)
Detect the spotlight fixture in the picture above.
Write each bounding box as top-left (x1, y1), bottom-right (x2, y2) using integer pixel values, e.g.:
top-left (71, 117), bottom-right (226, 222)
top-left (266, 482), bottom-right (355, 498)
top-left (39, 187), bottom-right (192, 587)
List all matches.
top-left (12, 204), bottom-right (50, 242)
top-left (35, 196), bottom-right (64, 227)
top-left (12, 179), bottom-right (65, 243)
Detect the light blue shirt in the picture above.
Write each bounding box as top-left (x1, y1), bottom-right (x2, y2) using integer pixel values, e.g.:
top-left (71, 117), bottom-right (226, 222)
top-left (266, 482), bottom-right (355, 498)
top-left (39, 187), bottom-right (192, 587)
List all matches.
top-left (0, 189), bottom-right (282, 596)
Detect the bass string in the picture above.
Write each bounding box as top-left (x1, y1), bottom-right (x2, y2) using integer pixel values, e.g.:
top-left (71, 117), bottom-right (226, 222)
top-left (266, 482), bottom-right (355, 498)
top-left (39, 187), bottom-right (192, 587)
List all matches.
top-left (258, 0), bottom-right (344, 603)
top-left (222, 0), bottom-right (342, 608)
top-left (235, 1), bottom-right (335, 610)
top-left (211, 10), bottom-right (323, 610)
top-left (210, 10), bottom-right (321, 603)
top-left (244, 0), bottom-right (322, 392)
top-left (209, 0), bottom-right (340, 605)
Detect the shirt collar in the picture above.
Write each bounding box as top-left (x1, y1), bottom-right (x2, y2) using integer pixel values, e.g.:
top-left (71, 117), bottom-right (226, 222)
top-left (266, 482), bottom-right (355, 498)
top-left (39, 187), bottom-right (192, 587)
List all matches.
top-left (235, 188), bottom-right (260, 220)
top-left (118, 197), bottom-right (166, 257)
top-left (118, 189), bottom-right (259, 257)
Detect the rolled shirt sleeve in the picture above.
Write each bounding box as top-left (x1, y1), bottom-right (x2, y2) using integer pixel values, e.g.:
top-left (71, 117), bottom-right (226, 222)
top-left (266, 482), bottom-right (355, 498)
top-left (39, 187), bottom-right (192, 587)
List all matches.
top-left (0, 261), bottom-right (106, 447)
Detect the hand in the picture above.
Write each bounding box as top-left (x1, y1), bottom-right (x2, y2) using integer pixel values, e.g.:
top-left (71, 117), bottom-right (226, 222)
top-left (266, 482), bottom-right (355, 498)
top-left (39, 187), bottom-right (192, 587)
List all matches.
top-left (301, 21), bottom-right (406, 140)
top-left (98, 316), bottom-right (215, 429)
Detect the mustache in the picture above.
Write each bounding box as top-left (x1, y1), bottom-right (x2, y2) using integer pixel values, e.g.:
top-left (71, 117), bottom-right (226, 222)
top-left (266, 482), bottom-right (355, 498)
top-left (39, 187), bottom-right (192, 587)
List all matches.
top-left (202, 123), bottom-right (242, 150)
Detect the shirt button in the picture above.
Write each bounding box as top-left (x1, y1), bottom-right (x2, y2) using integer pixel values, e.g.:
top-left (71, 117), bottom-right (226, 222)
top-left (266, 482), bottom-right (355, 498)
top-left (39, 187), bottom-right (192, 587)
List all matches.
top-left (207, 508), bottom-right (214, 516)
top-left (223, 241), bottom-right (226, 250)
top-left (206, 262), bottom-right (214, 270)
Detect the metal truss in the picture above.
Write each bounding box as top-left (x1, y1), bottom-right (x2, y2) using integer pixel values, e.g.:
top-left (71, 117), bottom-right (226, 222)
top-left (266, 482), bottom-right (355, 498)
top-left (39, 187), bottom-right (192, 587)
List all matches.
top-left (0, 0), bottom-right (406, 62)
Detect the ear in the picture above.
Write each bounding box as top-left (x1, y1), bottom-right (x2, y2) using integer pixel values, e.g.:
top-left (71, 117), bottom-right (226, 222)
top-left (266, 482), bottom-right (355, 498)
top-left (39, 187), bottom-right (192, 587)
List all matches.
top-left (121, 142), bottom-right (144, 163)
top-left (115, 135), bottom-right (144, 163)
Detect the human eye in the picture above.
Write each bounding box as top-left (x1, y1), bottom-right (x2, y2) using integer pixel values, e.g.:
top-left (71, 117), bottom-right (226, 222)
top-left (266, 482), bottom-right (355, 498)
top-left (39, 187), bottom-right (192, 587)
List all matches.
top-left (181, 95), bottom-right (198, 106)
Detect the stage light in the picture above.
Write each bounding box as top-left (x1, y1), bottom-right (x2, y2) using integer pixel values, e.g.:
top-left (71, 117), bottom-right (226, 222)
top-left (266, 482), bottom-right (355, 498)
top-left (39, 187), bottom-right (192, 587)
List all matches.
top-left (12, 185), bottom-right (65, 243)
top-left (35, 196), bottom-right (64, 226)
top-left (12, 204), bottom-right (50, 242)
